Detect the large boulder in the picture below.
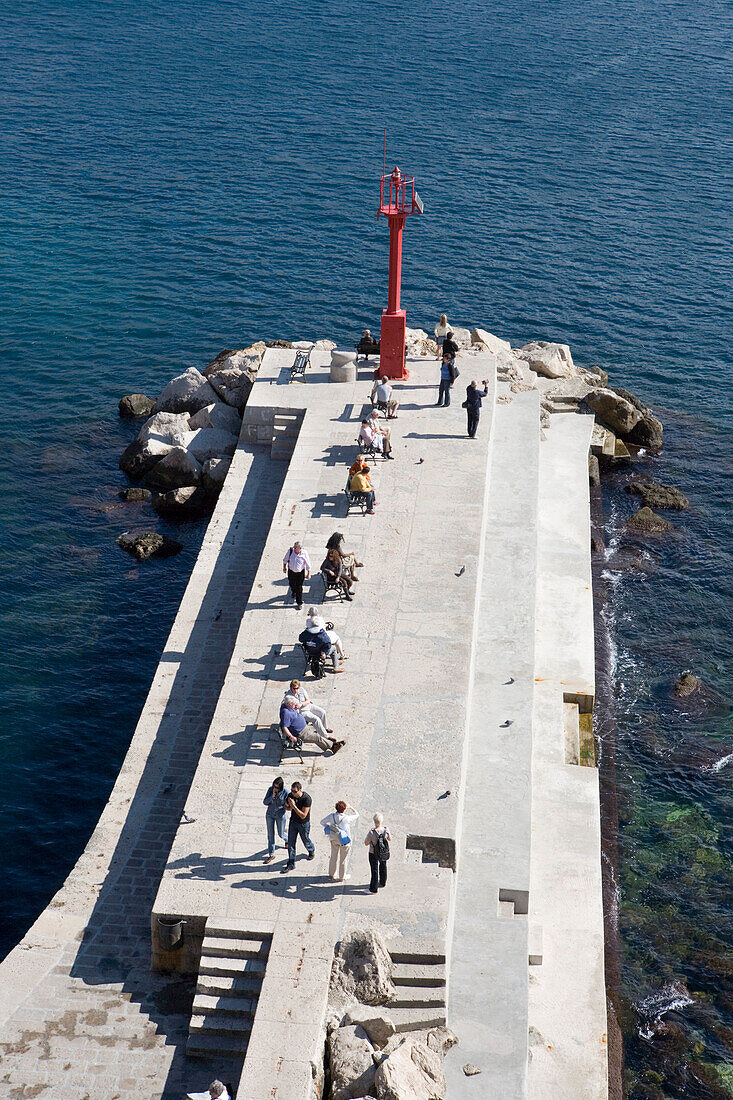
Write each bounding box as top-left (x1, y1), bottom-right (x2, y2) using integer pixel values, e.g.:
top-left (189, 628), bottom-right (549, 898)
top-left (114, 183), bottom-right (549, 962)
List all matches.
top-left (586, 388), bottom-right (641, 435)
top-left (373, 1037), bottom-right (446, 1100)
top-left (314, 337), bottom-right (337, 350)
top-left (674, 671), bottom-right (703, 698)
top-left (202, 456), bottom-right (232, 494)
top-left (204, 342), bottom-right (266, 409)
top-left (516, 341), bottom-right (575, 379)
top-left (625, 481), bottom-right (689, 510)
top-left (117, 531), bottom-right (183, 560)
top-left (331, 930), bottom-right (396, 1007)
top-left (119, 436), bottom-right (173, 479)
top-left (405, 328), bottom-right (437, 357)
top-left (152, 485), bottom-right (212, 518)
top-left (188, 401), bottom-right (242, 436)
top-left (344, 1006), bottom-right (396, 1047)
top-left (119, 393), bottom-right (155, 418)
top-left (471, 328), bottom-right (511, 354)
top-left (153, 367), bottom-right (219, 415)
top-left (611, 387), bottom-right (664, 451)
top-left (186, 427), bottom-right (238, 463)
top-left (626, 507), bottom-right (673, 535)
top-left (138, 411), bottom-right (192, 446)
top-left (329, 1025), bottom-right (377, 1100)
top-left (143, 447), bottom-right (202, 491)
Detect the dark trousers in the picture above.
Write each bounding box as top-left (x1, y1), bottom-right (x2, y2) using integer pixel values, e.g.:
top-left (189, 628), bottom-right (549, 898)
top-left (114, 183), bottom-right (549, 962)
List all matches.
top-left (437, 379), bottom-right (451, 406)
top-left (467, 409), bottom-right (480, 437)
top-left (287, 817), bottom-right (314, 866)
top-left (287, 568), bottom-right (305, 606)
top-left (369, 851), bottom-right (388, 892)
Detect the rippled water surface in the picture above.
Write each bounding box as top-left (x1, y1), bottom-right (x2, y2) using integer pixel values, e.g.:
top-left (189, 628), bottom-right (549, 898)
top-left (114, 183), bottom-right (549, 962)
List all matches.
top-left (1, 1), bottom-right (731, 1093)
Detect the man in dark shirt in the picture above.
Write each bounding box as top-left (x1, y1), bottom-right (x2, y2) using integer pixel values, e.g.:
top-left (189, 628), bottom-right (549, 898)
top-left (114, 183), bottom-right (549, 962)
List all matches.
top-left (281, 781), bottom-right (315, 872)
top-left (442, 331), bottom-right (460, 363)
top-left (464, 378), bottom-right (489, 438)
top-left (279, 695), bottom-right (344, 754)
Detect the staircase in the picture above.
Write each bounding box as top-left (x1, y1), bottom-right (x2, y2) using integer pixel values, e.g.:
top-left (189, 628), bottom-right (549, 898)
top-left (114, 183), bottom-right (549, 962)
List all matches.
top-left (186, 922), bottom-right (272, 1059)
top-left (271, 409), bottom-right (303, 460)
top-left (387, 939), bottom-right (447, 1033)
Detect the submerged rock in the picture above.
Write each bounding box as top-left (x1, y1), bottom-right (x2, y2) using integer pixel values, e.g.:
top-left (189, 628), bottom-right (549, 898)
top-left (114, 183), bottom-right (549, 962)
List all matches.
top-left (152, 486), bottom-right (212, 518)
top-left (625, 481), bottom-right (689, 510)
top-left (119, 393), bottom-right (155, 418)
top-left (154, 367), bottom-right (219, 415)
top-left (674, 672), bottom-right (704, 698)
top-left (586, 388), bottom-right (641, 435)
top-left (117, 531), bottom-right (183, 560)
top-left (118, 487), bottom-right (152, 502)
top-left (626, 507), bottom-right (673, 534)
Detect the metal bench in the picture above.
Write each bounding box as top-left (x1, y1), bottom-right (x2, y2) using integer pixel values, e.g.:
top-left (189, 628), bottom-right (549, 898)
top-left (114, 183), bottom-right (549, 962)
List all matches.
top-left (321, 569), bottom-right (347, 602)
top-left (273, 723), bottom-right (304, 764)
top-left (344, 481), bottom-right (370, 515)
top-left (370, 398), bottom-right (390, 419)
top-left (355, 436), bottom-right (386, 461)
top-left (299, 641), bottom-right (326, 679)
top-left (290, 348), bottom-right (311, 382)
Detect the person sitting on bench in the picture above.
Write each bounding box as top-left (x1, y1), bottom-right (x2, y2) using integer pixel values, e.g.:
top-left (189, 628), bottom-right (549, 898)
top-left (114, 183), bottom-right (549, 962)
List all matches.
top-left (357, 328), bottom-right (380, 357)
top-left (326, 532), bottom-right (363, 584)
top-left (349, 465), bottom-right (376, 515)
top-left (321, 548), bottom-right (354, 600)
top-left (370, 376), bottom-right (399, 419)
top-left (359, 418), bottom-right (393, 458)
top-left (299, 621), bottom-right (344, 673)
top-left (306, 610), bottom-right (347, 662)
top-left (280, 695), bottom-right (344, 753)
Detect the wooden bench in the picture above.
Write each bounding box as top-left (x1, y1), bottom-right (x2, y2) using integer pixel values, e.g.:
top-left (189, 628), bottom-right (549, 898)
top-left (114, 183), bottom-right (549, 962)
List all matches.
top-left (355, 338), bottom-right (380, 362)
top-left (290, 348), bottom-right (311, 381)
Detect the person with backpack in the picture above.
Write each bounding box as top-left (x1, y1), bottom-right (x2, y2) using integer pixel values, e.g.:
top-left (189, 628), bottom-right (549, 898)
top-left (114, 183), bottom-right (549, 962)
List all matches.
top-left (364, 812), bottom-right (391, 893)
top-left (321, 800), bottom-right (360, 882)
top-left (282, 541), bottom-right (311, 610)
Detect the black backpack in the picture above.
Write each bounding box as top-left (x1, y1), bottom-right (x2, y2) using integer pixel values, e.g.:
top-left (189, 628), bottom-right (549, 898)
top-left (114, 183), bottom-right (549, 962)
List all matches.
top-left (375, 829), bottom-right (390, 861)
top-left (310, 654), bottom-right (325, 679)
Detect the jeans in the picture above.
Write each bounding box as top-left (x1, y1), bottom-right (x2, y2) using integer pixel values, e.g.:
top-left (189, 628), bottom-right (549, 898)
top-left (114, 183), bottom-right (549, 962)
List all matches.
top-left (362, 490), bottom-right (376, 510)
top-left (287, 817), bottom-right (314, 865)
top-left (467, 409), bottom-right (479, 437)
top-left (266, 812), bottom-right (286, 857)
top-left (437, 378), bottom-right (451, 406)
top-left (287, 568), bottom-right (305, 606)
top-left (369, 851), bottom-right (388, 892)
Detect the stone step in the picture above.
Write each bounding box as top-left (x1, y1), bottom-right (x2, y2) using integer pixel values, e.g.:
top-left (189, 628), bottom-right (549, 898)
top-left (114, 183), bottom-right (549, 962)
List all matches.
top-left (192, 993), bottom-right (257, 1017)
top-left (190, 1011), bottom-right (253, 1038)
top-left (388, 1005), bottom-right (447, 1033)
top-left (201, 936), bottom-right (269, 960)
top-left (204, 920), bottom-right (273, 942)
top-left (392, 962), bottom-right (446, 988)
top-left (186, 1031), bottom-right (250, 1060)
top-left (196, 973), bottom-right (263, 998)
top-left (389, 940), bottom-right (446, 965)
top-left (391, 990), bottom-right (446, 1010)
top-left (198, 954), bottom-right (267, 978)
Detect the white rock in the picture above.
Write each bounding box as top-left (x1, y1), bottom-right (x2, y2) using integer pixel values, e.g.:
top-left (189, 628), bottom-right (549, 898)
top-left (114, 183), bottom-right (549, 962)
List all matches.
top-left (204, 342), bottom-right (266, 409)
top-left (144, 446), bottom-right (202, 491)
top-left (374, 1037), bottom-right (446, 1100)
top-left (291, 339), bottom-right (314, 350)
top-left (331, 929), bottom-right (396, 1006)
top-left (202, 456), bottom-right (232, 494)
top-left (186, 428), bottom-right (238, 463)
top-left (516, 341), bottom-right (576, 379)
top-left (343, 1006), bottom-right (396, 1047)
top-left (329, 1025), bottom-right (376, 1100)
top-left (188, 401), bottom-right (242, 435)
top-left (138, 411), bottom-right (191, 447)
top-left (314, 338), bottom-right (337, 350)
top-left (450, 326), bottom-right (472, 348)
top-left (405, 328), bottom-right (438, 357)
top-left (471, 327), bottom-right (511, 354)
top-left (153, 367), bottom-right (219, 414)
top-left (119, 436), bottom-right (173, 479)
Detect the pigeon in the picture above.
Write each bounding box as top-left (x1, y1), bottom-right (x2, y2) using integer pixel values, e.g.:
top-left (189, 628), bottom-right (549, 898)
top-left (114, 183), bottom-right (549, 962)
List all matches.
top-left (214, 610), bottom-right (222, 621)
top-left (500, 720), bottom-right (513, 728)
top-left (455, 565), bottom-right (466, 577)
top-left (417, 457), bottom-right (424, 464)
top-left (181, 812), bottom-right (196, 824)
top-left (437, 790), bottom-right (451, 800)
top-left (504, 676), bottom-right (515, 685)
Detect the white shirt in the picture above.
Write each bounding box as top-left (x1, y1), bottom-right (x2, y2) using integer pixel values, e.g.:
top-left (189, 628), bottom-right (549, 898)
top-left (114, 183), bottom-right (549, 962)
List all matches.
top-left (186, 1091), bottom-right (230, 1100)
top-left (376, 382), bottom-right (392, 403)
top-left (359, 423), bottom-right (376, 445)
top-left (320, 809), bottom-right (359, 840)
top-left (283, 547), bottom-right (311, 572)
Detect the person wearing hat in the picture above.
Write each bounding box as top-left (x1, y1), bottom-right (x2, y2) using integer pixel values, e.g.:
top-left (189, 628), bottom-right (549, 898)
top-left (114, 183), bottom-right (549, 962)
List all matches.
top-left (299, 617), bottom-right (344, 674)
top-left (306, 609), bottom-right (347, 663)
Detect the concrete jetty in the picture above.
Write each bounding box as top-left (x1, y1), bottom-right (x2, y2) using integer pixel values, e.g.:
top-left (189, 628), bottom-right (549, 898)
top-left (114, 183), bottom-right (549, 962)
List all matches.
top-left (0, 345), bottom-right (607, 1099)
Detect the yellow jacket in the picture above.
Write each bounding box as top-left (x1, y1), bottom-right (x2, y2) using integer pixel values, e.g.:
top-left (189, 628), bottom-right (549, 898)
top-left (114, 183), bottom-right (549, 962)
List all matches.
top-left (350, 472), bottom-right (371, 492)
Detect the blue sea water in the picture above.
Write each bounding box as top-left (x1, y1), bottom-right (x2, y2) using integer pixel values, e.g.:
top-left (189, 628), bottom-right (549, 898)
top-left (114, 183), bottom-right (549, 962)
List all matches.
top-left (1, 0), bottom-right (731, 1093)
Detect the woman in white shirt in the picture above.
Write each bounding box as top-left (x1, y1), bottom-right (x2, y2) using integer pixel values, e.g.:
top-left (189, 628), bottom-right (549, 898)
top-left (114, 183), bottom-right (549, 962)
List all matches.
top-left (434, 313), bottom-right (450, 359)
top-left (321, 800), bottom-right (359, 881)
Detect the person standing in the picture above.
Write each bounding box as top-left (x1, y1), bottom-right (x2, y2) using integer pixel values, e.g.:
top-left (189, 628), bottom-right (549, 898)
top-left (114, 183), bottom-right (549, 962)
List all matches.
top-left (464, 379), bottom-right (489, 439)
top-left (436, 355), bottom-right (454, 407)
top-left (434, 313), bottom-right (451, 359)
top-left (283, 541), bottom-right (311, 610)
top-left (262, 776), bottom-right (288, 864)
top-left (281, 781), bottom-right (315, 872)
top-left (364, 812), bottom-right (391, 893)
top-left (321, 800), bottom-right (360, 882)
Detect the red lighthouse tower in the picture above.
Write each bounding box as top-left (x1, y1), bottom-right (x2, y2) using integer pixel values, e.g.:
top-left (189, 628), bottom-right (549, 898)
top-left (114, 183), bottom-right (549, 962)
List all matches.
top-left (378, 166), bottom-right (423, 380)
